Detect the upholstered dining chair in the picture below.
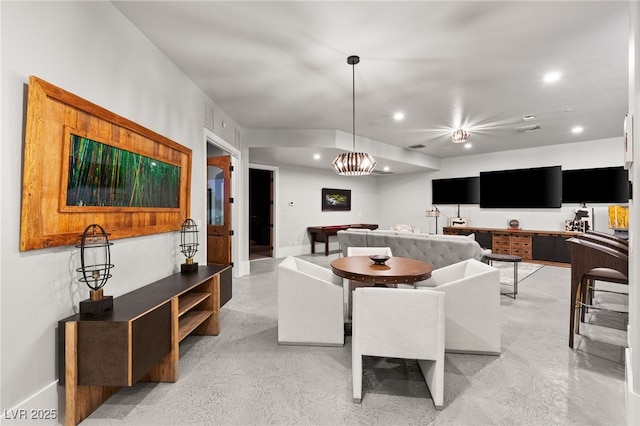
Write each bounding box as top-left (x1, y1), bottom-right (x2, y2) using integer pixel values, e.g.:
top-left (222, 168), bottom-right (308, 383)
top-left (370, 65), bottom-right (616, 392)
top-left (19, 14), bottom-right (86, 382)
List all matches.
top-left (351, 287), bottom-right (446, 409)
top-left (277, 256), bottom-right (344, 346)
top-left (415, 258), bottom-right (501, 355)
top-left (344, 246), bottom-right (394, 317)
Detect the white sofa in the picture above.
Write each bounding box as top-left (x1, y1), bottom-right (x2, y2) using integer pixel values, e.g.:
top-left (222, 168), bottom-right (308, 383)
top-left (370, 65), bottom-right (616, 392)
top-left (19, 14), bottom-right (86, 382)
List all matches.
top-left (416, 258), bottom-right (501, 355)
top-left (277, 256), bottom-right (345, 346)
top-left (337, 228), bottom-right (488, 269)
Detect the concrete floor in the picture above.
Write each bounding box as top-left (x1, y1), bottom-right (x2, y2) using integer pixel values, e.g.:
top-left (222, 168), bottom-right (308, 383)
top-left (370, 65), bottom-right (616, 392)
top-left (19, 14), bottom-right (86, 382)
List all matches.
top-left (81, 254), bottom-right (627, 426)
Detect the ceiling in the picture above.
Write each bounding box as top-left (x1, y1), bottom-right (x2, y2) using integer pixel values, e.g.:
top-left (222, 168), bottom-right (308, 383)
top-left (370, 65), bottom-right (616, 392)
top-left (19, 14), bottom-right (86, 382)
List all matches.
top-left (112, 1), bottom-right (630, 173)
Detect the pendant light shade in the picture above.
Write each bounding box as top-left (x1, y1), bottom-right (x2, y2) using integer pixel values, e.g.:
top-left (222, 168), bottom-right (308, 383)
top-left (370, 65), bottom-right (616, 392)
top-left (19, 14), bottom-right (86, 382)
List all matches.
top-left (450, 128), bottom-right (471, 143)
top-left (332, 55), bottom-right (376, 176)
top-left (331, 152), bottom-right (377, 176)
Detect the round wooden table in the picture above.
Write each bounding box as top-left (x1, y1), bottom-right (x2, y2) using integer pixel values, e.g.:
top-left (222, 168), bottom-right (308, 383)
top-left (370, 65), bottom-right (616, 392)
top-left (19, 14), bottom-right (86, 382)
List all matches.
top-left (330, 256), bottom-right (433, 288)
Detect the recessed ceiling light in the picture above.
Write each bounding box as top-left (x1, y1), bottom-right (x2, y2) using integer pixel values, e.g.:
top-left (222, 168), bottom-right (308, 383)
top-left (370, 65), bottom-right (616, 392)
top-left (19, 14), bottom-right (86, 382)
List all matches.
top-left (313, 154), bottom-right (321, 160)
top-left (543, 71), bottom-right (562, 83)
top-left (464, 143), bottom-right (472, 149)
top-left (393, 112), bottom-right (405, 121)
top-left (383, 166), bottom-right (390, 172)
top-left (571, 126), bottom-right (583, 134)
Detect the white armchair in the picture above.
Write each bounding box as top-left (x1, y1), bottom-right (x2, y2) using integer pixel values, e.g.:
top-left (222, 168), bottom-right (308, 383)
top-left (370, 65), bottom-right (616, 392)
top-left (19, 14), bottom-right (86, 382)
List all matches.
top-left (352, 287), bottom-right (446, 409)
top-left (277, 256), bottom-right (345, 346)
top-left (344, 247), bottom-right (393, 317)
top-left (416, 258), bottom-right (501, 355)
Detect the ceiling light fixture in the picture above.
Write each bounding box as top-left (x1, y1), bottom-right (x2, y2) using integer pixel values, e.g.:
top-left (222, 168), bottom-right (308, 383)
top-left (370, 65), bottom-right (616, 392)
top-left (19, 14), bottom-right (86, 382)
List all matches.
top-left (393, 112), bottom-right (405, 121)
top-left (543, 71), bottom-right (561, 83)
top-left (331, 55), bottom-right (376, 176)
top-left (450, 128), bottom-right (471, 144)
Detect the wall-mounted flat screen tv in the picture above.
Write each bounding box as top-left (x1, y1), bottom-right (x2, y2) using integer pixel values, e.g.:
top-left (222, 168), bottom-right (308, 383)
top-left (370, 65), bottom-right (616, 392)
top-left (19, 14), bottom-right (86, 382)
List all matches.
top-left (562, 166), bottom-right (629, 204)
top-left (480, 165), bottom-right (562, 208)
top-left (432, 176), bottom-right (480, 204)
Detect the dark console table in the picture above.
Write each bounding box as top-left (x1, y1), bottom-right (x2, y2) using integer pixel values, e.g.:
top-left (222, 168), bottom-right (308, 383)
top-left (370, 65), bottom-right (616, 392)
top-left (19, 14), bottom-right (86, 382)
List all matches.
top-left (307, 224), bottom-right (378, 255)
top-left (443, 226), bottom-right (581, 263)
top-left (58, 265), bottom-right (232, 426)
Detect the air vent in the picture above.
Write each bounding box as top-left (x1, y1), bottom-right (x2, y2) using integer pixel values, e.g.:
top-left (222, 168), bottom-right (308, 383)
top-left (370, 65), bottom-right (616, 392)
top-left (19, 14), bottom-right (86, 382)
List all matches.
top-left (515, 124), bottom-right (542, 133)
top-left (408, 144), bottom-right (426, 149)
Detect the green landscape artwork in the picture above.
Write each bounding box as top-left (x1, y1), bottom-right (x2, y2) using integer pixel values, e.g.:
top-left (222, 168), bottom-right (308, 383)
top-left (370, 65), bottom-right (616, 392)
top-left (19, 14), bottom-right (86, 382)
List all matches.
top-left (67, 135), bottom-right (180, 208)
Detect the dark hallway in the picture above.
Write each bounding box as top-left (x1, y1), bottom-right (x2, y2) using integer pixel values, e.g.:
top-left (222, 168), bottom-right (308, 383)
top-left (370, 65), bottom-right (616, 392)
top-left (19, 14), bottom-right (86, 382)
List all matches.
top-left (249, 168), bottom-right (273, 260)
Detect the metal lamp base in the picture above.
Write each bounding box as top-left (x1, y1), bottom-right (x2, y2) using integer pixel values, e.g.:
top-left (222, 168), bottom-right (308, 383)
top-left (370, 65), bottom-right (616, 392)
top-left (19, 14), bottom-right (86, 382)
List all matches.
top-left (181, 262), bottom-right (199, 273)
top-left (80, 295), bottom-right (113, 317)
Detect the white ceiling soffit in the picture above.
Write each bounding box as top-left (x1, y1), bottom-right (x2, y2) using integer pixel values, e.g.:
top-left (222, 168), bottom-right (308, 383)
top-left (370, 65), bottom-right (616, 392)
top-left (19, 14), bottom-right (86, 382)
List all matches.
top-left (113, 1), bottom-right (630, 173)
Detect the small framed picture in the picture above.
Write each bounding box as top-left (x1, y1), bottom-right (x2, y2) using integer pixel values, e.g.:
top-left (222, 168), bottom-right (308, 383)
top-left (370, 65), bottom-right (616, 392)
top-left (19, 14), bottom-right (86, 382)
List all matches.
top-left (322, 188), bottom-right (351, 211)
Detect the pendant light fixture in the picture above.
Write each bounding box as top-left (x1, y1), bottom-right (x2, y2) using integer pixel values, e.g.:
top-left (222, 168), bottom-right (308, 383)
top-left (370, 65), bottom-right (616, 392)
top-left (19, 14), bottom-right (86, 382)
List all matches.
top-left (331, 55), bottom-right (377, 176)
top-left (450, 128), bottom-right (471, 143)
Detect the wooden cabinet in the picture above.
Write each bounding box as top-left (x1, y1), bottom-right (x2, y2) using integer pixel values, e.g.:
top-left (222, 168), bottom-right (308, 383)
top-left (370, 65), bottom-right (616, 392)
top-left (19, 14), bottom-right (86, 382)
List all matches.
top-left (444, 226), bottom-right (579, 263)
top-left (59, 265), bottom-right (232, 426)
top-left (490, 233), bottom-right (532, 259)
top-left (532, 234), bottom-right (572, 263)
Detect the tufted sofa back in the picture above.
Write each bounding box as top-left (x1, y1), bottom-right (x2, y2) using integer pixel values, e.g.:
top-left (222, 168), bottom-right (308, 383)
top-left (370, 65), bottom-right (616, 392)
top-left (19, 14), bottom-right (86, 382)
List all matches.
top-left (338, 229), bottom-right (486, 269)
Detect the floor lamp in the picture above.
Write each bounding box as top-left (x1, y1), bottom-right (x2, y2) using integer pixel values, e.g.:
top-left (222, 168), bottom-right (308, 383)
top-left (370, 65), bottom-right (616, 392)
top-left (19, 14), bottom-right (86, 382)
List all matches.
top-left (425, 206), bottom-right (441, 234)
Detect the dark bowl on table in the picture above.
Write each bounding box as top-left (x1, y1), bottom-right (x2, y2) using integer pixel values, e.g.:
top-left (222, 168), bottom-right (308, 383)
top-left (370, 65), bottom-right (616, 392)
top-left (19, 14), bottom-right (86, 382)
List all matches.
top-left (369, 255), bottom-right (390, 265)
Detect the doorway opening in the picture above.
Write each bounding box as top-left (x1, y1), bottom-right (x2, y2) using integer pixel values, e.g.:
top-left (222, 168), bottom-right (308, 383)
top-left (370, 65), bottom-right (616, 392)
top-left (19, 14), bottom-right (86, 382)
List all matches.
top-left (249, 168), bottom-right (273, 260)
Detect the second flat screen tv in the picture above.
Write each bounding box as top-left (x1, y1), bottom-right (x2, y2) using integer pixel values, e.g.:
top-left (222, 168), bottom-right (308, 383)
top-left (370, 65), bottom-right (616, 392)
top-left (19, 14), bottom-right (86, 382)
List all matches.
top-left (562, 166), bottom-right (629, 204)
top-left (432, 177), bottom-right (480, 204)
top-left (480, 166), bottom-right (562, 208)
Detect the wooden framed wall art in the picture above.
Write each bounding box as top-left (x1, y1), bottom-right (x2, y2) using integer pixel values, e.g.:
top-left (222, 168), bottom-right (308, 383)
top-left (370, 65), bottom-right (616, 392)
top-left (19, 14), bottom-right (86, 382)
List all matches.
top-left (20, 76), bottom-right (192, 251)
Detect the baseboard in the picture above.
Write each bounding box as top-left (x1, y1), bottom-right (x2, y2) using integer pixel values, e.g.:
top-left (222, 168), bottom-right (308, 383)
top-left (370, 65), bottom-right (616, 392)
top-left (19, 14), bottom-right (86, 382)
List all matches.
top-left (1, 381), bottom-right (61, 425)
top-left (445, 348), bottom-right (501, 356)
top-left (626, 348), bottom-right (640, 425)
top-left (278, 245), bottom-right (308, 258)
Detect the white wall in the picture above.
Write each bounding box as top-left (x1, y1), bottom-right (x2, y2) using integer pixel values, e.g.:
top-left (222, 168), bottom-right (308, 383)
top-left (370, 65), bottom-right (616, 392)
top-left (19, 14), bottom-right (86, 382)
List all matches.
top-left (0, 2), bottom-right (237, 423)
top-left (378, 138), bottom-right (625, 234)
top-left (627, 1), bottom-right (640, 423)
top-left (276, 164), bottom-right (379, 256)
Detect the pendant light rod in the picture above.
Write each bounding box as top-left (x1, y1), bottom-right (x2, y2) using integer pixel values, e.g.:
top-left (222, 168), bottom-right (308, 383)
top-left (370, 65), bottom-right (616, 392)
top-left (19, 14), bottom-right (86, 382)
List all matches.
top-left (348, 55), bottom-right (359, 152)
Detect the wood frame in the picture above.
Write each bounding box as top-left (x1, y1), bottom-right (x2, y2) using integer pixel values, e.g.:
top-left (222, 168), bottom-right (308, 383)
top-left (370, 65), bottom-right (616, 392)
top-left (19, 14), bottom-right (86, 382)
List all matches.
top-left (20, 76), bottom-right (192, 251)
top-left (321, 188), bottom-right (351, 211)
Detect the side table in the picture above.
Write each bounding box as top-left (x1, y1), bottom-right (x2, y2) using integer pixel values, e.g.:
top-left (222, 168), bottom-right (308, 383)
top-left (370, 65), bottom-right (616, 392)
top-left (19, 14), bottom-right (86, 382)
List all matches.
top-left (485, 253), bottom-right (522, 299)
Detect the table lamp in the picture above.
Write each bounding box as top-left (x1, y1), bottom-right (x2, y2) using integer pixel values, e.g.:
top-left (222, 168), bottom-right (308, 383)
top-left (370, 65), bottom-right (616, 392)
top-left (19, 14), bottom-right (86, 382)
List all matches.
top-left (425, 206), bottom-right (441, 234)
top-left (180, 218), bottom-right (199, 273)
top-left (76, 224), bottom-right (114, 316)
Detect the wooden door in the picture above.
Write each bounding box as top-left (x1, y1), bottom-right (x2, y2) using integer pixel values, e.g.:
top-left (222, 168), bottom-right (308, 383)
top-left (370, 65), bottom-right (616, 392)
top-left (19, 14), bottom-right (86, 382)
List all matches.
top-left (207, 156), bottom-right (232, 266)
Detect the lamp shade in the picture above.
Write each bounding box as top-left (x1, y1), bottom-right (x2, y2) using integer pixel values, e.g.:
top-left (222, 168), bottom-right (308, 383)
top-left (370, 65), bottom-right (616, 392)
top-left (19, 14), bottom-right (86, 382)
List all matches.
top-left (180, 218), bottom-right (199, 273)
top-left (76, 224), bottom-right (113, 291)
top-left (331, 152), bottom-right (377, 176)
top-left (450, 129), bottom-right (471, 143)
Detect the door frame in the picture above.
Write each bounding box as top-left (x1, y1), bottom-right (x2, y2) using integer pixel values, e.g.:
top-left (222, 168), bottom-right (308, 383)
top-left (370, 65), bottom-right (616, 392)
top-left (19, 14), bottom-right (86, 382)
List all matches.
top-left (205, 128), bottom-right (246, 277)
top-left (249, 163), bottom-right (279, 259)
